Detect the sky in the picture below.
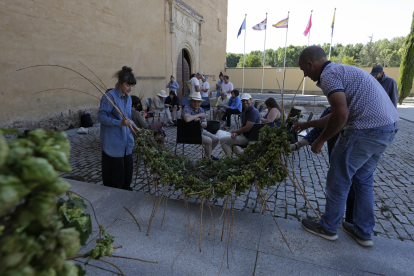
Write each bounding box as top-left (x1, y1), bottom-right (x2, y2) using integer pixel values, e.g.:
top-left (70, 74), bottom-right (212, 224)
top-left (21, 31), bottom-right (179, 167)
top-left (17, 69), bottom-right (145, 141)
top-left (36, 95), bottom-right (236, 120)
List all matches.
top-left (226, 0), bottom-right (414, 53)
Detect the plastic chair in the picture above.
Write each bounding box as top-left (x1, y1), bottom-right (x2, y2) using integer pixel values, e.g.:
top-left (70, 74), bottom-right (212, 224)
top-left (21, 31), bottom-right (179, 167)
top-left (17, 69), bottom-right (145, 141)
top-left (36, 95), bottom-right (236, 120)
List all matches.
top-left (175, 119), bottom-right (204, 157)
top-left (231, 122), bottom-right (274, 153)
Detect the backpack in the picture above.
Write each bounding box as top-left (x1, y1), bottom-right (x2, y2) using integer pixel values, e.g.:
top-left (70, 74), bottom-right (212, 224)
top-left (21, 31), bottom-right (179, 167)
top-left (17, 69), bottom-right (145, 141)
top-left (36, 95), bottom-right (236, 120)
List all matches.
top-left (81, 113), bottom-right (93, 128)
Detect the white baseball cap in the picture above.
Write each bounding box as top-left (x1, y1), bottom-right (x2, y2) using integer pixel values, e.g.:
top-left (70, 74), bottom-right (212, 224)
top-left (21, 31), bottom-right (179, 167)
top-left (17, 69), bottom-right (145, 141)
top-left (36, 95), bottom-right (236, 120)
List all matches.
top-left (240, 93), bottom-right (252, 100)
top-left (197, 71), bottom-right (204, 76)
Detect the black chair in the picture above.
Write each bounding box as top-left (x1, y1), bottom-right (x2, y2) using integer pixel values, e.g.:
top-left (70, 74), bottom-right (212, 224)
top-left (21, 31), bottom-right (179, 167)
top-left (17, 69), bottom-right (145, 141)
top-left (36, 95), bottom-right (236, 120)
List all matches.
top-left (206, 121), bottom-right (220, 134)
top-left (175, 119), bottom-right (204, 157)
top-left (231, 122), bottom-right (274, 153)
top-left (288, 107), bottom-right (301, 118)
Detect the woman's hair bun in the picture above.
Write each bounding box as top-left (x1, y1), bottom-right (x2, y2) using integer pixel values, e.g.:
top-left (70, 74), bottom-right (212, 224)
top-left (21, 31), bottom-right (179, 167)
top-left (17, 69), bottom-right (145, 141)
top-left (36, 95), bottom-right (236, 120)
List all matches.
top-left (122, 66), bottom-right (133, 73)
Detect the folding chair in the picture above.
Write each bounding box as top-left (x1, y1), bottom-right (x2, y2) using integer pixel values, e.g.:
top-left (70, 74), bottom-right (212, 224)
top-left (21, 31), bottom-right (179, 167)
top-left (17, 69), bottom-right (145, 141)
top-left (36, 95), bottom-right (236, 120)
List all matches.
top-left (175, 119), bottom-right (204, 158)
top-left (298, 112), bottom-right (314, 139)
top-left (146, 98), bottom-right (165, 123)
top-left (201, 97), bottom-right (211, 119)
top-left (181, 97), bottom-right (190, 107)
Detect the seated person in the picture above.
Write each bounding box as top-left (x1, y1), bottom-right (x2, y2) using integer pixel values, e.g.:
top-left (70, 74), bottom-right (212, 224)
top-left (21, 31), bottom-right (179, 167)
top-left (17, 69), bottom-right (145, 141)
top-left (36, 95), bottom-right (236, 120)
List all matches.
top-left (131, 95), bottom-right (148, 129)
top-left (261, 97), bottom-right (282, 126)
top-left (220, 93), bottom-right (261, 157)
top-left (182, 92), bottom-right (219, 160)
top-left (164, 91), bottom-right (180, 126)
top-left (213, 91), bottom-right (230, 121)
top-left (220, 89), bottom-right (242, 129)
top-left (150, 90), bottom-right (168, 116)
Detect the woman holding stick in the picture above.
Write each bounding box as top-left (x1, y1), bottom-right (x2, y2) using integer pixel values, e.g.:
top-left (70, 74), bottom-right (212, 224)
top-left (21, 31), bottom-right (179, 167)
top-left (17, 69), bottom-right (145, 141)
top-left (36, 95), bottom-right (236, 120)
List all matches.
top-left (98, 66), bottom-right (139, 191)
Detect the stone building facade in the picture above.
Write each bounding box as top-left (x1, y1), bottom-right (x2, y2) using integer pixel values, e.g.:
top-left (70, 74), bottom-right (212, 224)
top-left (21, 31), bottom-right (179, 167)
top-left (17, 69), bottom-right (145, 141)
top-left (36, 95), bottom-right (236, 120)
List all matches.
top-left (0, 0), bottom-right (228, 130)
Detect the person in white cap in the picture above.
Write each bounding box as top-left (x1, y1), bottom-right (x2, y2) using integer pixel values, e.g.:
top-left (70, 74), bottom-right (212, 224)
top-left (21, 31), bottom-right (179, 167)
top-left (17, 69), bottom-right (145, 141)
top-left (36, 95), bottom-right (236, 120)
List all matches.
top-left (182, 92), bottom-right (220, 160)
top-left (220, 93), bottom-right (261, 157)
top-left (200, 75), bottom-right (210, 98)
top-left (187, 71), bottom-right (203, 96)
top-left (150, 90), bottom-right (168, 117)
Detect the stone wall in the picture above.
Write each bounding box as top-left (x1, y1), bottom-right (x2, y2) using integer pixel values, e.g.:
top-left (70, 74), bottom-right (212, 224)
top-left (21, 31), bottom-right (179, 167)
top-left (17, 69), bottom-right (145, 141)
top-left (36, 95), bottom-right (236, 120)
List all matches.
top-left (0, 0), bottom-right (228, 130)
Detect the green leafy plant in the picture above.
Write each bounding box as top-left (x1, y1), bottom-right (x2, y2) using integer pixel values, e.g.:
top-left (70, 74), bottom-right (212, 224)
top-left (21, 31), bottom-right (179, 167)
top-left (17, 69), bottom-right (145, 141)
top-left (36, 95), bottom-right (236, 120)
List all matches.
top-left (0, 129), bottom-right (91, 276)
top-left (397, 12), bottom-right (414, 104)
top-left (380, 204), bottom-right (390, 212)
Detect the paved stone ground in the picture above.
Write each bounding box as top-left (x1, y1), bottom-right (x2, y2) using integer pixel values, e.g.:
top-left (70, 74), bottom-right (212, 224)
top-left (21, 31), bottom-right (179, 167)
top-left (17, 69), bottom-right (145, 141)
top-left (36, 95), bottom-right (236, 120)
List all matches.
top-left (63, 106), bottom-right (414, 243)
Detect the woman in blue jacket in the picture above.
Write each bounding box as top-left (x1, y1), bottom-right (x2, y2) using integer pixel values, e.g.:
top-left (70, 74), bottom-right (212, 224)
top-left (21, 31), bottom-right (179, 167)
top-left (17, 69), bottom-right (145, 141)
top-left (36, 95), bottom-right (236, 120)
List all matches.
top-left (98, 66), bottom-right (138, 191)
top-left (166, 75), bottom-right (179, 95)
top-left (220, 89), bottom-right (242, 129)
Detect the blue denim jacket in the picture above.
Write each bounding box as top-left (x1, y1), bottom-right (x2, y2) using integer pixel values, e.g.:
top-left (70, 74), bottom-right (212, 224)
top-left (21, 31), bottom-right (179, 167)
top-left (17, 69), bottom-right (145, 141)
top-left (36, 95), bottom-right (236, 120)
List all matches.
top-left (226, 96), bottom-right (242, 112)
top-left (98, 88), bottom-right (135, 157)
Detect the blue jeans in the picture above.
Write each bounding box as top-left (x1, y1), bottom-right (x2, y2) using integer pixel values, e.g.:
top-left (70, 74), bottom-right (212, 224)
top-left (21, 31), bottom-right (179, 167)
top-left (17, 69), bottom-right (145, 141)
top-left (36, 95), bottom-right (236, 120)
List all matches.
top-left (319, 122), bottom-right (398, 239)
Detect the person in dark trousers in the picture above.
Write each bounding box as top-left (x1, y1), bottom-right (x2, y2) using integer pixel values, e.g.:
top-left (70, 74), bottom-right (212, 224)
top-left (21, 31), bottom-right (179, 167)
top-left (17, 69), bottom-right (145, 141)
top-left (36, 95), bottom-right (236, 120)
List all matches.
top-left (371, 66), bottom-right (398, 107)
top-left (98, 66), bottom-right (139, 191)
top-left (220, 89), bottom-right (242, 130)
top-left (291, 107), bottom-right (355, 224)
top-left (164, 90), bottom-right (180, 126)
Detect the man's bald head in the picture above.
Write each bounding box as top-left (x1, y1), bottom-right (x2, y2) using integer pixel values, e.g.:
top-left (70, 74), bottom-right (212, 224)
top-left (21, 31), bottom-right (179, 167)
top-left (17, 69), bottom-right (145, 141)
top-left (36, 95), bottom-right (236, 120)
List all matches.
top-left (298, 46), bottom-right (329, 82)
top-left (299, 46), bottom-right (327, 64)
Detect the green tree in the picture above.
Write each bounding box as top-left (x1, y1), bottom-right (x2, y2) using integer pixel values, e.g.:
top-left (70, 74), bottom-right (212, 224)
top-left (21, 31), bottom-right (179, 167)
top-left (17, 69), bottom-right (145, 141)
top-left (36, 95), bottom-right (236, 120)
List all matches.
top-left (342, 55), bottom-right (356, 65)
top-left (330, 56), bottom-right (340, 63)
top-left (397, 12), bottom-right (414, 104)
top-left (237, 54), bottom-right (262, 67)
top-left (226, 53), bottom-right (243, 67)
top-left (358, 35), bottom-right (380, 67)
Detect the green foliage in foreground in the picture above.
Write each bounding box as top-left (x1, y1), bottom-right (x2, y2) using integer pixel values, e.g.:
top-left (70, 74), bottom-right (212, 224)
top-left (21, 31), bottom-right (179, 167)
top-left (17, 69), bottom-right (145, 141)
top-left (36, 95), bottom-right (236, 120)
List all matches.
top-left (397, 12), bottom-right (414, 104)
top-left (0, 129), bottom-right (107, 276)
top-left (136, 117), bottom-right (298, 200)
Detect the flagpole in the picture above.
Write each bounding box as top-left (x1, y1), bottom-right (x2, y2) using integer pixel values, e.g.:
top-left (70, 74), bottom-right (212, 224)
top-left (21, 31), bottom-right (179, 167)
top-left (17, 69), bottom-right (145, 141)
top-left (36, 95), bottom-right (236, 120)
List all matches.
top-left (302, 10), bottom-right (312, 95)
top-left (260, 13), bottom-right (268, 94)
top-left (328, 8), bottom-right (336, 60)
top-left (281, 11), bottom-right (289, 121)
top-left (242, 14), bottom-right (247, 95)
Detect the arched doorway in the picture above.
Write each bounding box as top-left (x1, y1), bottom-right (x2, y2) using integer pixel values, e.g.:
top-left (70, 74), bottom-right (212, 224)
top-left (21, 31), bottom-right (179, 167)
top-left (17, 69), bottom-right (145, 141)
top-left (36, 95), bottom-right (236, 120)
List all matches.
top-left (176, 49), bottom-right (192, 101)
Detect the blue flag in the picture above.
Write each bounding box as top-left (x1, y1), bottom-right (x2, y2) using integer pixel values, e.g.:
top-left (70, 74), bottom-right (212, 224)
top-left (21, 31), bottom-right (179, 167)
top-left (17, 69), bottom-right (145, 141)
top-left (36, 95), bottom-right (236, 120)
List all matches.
top-left (237, 18), bottom-right (246, 38)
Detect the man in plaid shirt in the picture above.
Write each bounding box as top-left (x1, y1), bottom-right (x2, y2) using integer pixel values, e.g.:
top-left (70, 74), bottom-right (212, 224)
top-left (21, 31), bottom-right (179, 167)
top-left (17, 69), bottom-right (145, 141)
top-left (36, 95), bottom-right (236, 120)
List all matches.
top-left (295, 46), bottom-right (399, 247)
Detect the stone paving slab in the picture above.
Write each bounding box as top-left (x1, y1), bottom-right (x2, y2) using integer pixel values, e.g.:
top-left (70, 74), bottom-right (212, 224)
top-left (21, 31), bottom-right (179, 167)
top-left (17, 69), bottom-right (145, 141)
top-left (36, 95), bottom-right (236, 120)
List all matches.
top-left (63, 105), bottom-right (414, 243)
top-left (67, 180), bottom-right (414, 276)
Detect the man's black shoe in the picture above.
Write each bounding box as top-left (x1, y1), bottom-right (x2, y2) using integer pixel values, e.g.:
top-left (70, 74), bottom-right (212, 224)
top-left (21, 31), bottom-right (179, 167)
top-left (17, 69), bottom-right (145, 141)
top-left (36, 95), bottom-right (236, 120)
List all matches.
top-left (342, 221), bottom-right (373, 247)
top-left (211, 155), bottom-right (219, 161)
top-left (301, 218), bottom-right (338, 241)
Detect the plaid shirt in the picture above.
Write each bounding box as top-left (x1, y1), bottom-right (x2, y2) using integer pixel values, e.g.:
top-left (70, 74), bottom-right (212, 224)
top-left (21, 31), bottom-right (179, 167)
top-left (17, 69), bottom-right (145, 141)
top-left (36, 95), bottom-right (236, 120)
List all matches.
top-left (317, 62), bottom-right (399, 130)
